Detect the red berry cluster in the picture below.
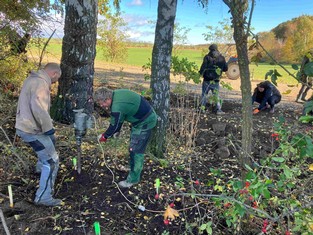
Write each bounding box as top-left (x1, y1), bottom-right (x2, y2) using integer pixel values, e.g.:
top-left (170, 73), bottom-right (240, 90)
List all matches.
top-left (271, 133), bottom-right (279, 141)
top-left (262, 219), bottom-right (268, 233)
top-left (252, 201), bottom-right (258, 208)
top-left (239, 182), bottom-right (258, 208)
top-left (239, 181), bottom-right (250, 195)
top-left (305, 127), bottom-right (313, 133)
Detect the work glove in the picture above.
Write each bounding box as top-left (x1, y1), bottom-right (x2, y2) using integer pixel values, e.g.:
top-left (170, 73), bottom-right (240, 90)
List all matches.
top-left (98, 133), bottom-right (107, 143)
top-left (253, 108), bottom-right (260, 115)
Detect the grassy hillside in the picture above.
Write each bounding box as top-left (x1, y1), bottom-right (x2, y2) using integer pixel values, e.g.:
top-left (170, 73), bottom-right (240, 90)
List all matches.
top-left (30, 40), bottom-right (298, 84)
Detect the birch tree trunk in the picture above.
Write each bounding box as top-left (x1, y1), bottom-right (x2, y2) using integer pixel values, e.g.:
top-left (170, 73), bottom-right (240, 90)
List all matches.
top-left (52, 0), bottom-right (98, 123)
top-left (223, 0), bottom-right (253, 175)
top-left (150, 0), bottom-right (177, 158)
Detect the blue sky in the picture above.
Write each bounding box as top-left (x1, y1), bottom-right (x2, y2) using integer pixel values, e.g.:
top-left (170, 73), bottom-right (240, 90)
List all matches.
top-left (119, 0), bottom-right (313, 45)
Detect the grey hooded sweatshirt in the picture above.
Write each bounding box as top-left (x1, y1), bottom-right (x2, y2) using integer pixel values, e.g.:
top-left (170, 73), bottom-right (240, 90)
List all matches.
top-left (15, 70), bottom-right (54, 134)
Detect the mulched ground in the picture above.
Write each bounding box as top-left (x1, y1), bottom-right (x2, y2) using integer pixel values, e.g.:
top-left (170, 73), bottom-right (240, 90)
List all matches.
top-left (0, 91), bottom-right (309, 235)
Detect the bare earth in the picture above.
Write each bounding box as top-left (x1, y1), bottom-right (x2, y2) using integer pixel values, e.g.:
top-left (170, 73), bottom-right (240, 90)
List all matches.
top-left (93, 62), bottom-right (309, 108)
top-left (1, 62), bottom-right (312, 235)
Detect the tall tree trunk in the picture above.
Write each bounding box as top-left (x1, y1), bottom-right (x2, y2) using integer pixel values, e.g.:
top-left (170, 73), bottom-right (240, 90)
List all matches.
top-left (150, 0), bottom-right (177, 158)
top-left (224, 0), bottom-right (252, 177)
top-left (51, 0), bottom-right (98, 123)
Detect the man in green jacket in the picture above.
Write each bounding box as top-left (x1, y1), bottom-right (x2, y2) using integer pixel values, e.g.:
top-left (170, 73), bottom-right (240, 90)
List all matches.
top-left (15, 63), bottom-right (62, 206)
top-left (96, 88), bottom-right (157, 188)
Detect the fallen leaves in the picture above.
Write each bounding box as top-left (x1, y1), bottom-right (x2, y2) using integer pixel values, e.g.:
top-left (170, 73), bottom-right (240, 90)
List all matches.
top-left (163, 205), bottom-right (179, 220)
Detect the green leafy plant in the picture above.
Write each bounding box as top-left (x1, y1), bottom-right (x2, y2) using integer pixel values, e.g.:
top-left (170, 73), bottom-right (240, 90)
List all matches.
top-left (265, 69), bottom-right (282, 86)
top-left (299, 100), bottom-right (313, 124)
top-left (171, 56), bottom-right (201, 84)
top-left (142, 56), bottom-right (201, 84)
top-left (199, 221), bottom-right (212, 235)
top-left (0, 55), bottom-right (36, 95)
top-left (187, 117), bottom-right (313, 234)
top-left (174, 176), bottom-right (185, 189)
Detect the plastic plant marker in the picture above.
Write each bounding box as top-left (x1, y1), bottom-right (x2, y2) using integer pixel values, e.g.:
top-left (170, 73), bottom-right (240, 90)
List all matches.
top-left (72, 157), bottom-right (77, 169)
top-left (8, 184), bottom-right (13, 208)
top-left (94, 221), bottom-right (101, 235)
top-left (155, 178), bottom-right (160, 194)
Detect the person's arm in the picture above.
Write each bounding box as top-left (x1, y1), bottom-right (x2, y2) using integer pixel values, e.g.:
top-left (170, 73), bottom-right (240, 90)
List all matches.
top-left (104, 112), bottom-right (124, 138)
top-left (222, 57), bottom-right (228, 72)
top-left (199, 56), bottom-right (207, 75)
top-left (258, 88), bottom-right (271, 110)
top-left (252, 91), bottom-right (257, 104)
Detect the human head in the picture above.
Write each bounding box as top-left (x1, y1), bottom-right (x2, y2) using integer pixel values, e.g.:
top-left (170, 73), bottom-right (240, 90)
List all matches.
top-left (44, 63), bottom-right (61, 83)
top-left (257, 82), bottom-right (266, 92)
top-left (209, 44), bottom-right (218, 51)
top-left (94, 87), bottom-right (113, 109)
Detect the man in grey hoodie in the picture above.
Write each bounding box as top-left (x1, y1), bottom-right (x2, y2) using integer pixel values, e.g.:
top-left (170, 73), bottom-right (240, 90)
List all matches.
top-left (15, 63), bottom-right (62, 206)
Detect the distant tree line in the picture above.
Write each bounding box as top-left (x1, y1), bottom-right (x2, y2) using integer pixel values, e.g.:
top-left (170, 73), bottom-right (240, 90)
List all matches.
top-left (258, 15), bottom-right (313, 64)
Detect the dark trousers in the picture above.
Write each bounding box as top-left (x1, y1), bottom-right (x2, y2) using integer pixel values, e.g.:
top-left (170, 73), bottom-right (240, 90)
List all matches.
top-left (267, 95), bottom-right (281, 108)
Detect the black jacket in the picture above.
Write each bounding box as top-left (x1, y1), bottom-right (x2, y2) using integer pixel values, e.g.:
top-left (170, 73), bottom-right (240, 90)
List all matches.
top-left (252, 81), bottom-right (281, 110)
top-left (199, 50), bottom-right (228, 82)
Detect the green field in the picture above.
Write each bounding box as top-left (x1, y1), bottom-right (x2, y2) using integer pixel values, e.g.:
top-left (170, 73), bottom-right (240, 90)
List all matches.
top-left (32, 40), bottom-right (299, 85)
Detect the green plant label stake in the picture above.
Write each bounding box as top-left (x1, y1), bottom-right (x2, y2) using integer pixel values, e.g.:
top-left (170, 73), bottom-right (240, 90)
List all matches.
top-left (94, 221), bottom-right (101, 235)
top-left (72, 157), bottom-right (77, 169)
top-left (155, 178), bottom-right (160, 194)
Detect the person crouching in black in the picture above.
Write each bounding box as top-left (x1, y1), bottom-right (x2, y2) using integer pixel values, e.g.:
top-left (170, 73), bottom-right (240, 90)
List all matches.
top-left (252, 81), bottom-right (281, 114)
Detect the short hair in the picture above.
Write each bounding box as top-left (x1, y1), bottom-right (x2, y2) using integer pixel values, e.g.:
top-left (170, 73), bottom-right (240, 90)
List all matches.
top-left (94, 87), bottom-right (113, 102)
top-left (209, 44), bottom-right (218, 51)
top-left (44, 63), bottom-right (61, 75)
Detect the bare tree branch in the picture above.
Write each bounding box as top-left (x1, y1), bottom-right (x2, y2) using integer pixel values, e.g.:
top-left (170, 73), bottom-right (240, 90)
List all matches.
top-left (38, 29), bottom-right (56, 69)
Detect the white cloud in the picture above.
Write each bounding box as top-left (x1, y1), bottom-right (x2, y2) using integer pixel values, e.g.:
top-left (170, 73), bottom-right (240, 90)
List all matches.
top-left (123, 14), bottom-right (151, 27)
top-left (126, 30), bottom-right (142, 39)
top-left (127, 0), bottom-right (144, 6)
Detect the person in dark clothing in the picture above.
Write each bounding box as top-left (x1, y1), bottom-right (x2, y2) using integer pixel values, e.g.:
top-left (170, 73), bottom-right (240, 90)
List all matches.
top-left (95, 88), bottom-right (157, 188)
top-left (10, 33), bottom-right (31, 54)
top-left (296, 49), bottom-right (313, 103)
top-left (199, 44), bottom-right (228, 114)
top-left (252, 81), bottom-right (281, 114)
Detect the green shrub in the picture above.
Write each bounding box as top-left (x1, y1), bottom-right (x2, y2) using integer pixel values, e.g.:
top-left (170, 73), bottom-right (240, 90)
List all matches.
top-left (0, 55), bottom-right (36, 95)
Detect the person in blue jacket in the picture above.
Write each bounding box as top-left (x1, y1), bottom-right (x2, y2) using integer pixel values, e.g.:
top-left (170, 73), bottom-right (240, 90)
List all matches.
top-left (252, 81), bottom-right (281, 114)
top-left (95, 88), bottom-right (157, 188)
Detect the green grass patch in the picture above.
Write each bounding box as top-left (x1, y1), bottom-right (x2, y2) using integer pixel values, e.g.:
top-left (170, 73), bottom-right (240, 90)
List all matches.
top-left (250, 63), bottom-right (298, 84)
top-left (29, 40), bottom-right (299, 85)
